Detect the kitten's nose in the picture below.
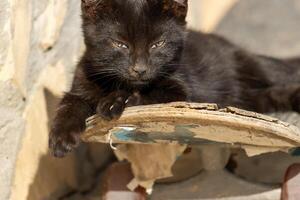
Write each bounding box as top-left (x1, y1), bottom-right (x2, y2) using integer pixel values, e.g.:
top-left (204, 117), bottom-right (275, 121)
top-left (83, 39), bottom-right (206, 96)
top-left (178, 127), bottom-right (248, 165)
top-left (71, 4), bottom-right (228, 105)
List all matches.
top-left (132, 65), bottom-right (147, 76)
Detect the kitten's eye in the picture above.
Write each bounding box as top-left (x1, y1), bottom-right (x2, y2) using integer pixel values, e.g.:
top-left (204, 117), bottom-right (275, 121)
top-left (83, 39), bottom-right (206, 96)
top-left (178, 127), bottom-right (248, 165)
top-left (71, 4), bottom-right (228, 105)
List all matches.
top-left (112, 40), bottom-right (129, 49)
top-left (151, 40), bottom-right (165, 49)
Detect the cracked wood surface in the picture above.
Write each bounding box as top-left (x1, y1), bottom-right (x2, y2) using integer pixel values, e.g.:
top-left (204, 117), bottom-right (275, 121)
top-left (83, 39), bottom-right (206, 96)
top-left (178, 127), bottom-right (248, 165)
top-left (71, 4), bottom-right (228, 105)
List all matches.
top-left (82, 102), bottom-right (300, 151)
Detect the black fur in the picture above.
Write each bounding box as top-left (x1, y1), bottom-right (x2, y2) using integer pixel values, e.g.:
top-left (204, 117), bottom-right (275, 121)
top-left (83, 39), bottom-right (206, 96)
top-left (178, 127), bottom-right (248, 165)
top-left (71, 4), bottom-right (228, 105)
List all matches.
top-left (49, 0), bottom-right (300, 157)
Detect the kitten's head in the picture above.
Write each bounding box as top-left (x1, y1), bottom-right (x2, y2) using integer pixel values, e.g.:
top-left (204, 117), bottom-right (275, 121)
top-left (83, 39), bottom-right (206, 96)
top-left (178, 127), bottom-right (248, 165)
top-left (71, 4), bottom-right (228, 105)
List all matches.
top-left (81, 0), bottom-right (188, 87)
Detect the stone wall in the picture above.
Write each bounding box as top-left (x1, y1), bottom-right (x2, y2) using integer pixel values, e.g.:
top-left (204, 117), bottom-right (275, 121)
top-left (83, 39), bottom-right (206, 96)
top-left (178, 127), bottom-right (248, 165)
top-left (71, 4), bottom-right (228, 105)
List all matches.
top-left (0, 0), bottom-right (83, 199)
top-left (0, 0), bottom-right (236, 200)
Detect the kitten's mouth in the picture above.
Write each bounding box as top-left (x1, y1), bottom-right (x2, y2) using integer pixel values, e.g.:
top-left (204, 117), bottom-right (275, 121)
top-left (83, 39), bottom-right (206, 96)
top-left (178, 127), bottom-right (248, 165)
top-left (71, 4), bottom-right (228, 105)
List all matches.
top-left (129, 79), bottom-right (150, 86)
top-left (131, 80), bottom-right (149, 85)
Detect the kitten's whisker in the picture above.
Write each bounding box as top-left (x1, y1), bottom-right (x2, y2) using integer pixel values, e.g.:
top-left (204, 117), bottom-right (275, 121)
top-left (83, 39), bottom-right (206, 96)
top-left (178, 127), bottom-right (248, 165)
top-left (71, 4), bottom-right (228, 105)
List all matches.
top-left (93, 76), bottom-right (118, 87)
top-left (88, 71), bottom-right (118, 78)
top-left (158, 72), bottom-right (186, 85)
top-left (165, 63), bottom-right (190, 67)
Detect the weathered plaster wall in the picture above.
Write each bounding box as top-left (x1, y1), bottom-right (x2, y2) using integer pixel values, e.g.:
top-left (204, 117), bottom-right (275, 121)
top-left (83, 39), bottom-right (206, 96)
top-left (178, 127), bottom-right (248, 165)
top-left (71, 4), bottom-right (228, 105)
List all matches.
top-left (0, 0), bottom-right (83, 199)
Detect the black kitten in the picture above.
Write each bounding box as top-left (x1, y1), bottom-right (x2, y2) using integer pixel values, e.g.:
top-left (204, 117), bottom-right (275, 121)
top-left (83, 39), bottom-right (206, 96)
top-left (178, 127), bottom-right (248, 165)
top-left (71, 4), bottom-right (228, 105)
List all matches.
top-left (49, 0), bottom-right (300, 157)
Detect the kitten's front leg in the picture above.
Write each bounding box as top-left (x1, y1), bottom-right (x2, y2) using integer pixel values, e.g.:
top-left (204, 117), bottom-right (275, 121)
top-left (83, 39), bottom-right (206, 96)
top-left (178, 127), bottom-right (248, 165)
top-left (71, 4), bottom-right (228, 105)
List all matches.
top-left (50, 90), bottom-right (133, 157)
top-left (49, 93), bottom-right (93, 157)
top-left (95, 87), bottom-right (184, 120)
top-left (96, 90), bottom-right (132, 120)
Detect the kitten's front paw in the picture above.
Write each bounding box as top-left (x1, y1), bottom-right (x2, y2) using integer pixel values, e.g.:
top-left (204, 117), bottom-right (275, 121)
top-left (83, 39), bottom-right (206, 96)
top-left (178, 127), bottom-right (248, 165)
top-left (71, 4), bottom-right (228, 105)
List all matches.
top-left (97, 91), bottom-right (131, 120)
top-left (126, 92), bottom-right (144, 106)
top-left (49, 129), bottom-right (81, 158)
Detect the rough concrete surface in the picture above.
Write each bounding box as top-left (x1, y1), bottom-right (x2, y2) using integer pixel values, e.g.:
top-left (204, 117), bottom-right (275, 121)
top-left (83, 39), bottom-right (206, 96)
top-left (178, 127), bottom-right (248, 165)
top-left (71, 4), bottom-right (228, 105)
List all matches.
top-left (216, 0), bottom-right (300, 58)
top-left (0, 0), bottom-right (84, 199)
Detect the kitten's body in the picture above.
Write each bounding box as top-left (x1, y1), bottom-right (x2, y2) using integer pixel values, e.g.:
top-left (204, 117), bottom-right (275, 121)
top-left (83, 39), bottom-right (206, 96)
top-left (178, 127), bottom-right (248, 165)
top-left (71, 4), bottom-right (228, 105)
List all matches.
top-left (179, 31), bottom-right (300, 112)
top-left (50, 0), bottom-right (300, 157)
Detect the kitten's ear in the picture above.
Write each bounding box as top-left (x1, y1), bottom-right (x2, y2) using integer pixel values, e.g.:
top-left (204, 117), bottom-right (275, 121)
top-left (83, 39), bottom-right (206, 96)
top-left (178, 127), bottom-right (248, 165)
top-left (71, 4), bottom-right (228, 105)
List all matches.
top-left (81, 0), bottom-right (112, 19)
top-left (81, 0), bottom-right (97, 5)
top-left (174, 0), bottom-right (188, 6)
top-left (81, 0), bottom-right (97, 19)
top-left (163, 0), bottom-right (188, 24)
